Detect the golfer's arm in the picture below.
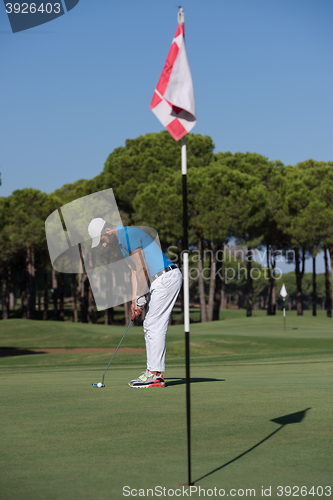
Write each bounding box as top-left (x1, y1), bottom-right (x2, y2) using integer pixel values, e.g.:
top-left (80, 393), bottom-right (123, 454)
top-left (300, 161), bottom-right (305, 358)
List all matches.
top-left (129, 248), bottom-right (149, 297)
top-left (131, 270), bottom-right (137, 299)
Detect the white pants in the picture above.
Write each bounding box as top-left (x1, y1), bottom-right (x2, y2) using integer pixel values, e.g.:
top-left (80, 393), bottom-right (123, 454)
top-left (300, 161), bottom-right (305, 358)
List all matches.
top-left (143, 268), bottom-right (183, 373)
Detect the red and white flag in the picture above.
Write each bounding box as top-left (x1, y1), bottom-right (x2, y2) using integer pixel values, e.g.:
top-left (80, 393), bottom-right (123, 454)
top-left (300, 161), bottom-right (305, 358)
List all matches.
top-left (150, 9), bottom-right (196, 142)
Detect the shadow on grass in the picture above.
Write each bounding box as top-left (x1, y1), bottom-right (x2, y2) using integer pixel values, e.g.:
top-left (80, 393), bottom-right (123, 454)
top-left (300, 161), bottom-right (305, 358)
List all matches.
top-left (165, 377), bottom-right (225, 387)
top-left (0, 348), bottom-right (45, 357)
top-left (193, 408), bottom-right (311, 484)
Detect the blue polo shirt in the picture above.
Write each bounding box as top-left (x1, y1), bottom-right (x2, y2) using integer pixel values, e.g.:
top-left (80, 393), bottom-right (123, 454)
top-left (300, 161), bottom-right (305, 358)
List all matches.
top-left (117, 225), bottom-right (174, 278)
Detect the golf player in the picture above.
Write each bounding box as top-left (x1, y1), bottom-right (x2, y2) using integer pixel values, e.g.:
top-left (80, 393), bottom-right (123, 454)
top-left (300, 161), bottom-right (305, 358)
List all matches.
top-left (88, 218), bottom-right (182, 388)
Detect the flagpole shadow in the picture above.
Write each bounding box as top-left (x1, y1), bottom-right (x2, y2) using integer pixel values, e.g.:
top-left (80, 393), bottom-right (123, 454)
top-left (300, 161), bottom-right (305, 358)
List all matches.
top-left (193, 408), bottom-right (311, 484)
top-left (165, 377), bottom-right (225, 387)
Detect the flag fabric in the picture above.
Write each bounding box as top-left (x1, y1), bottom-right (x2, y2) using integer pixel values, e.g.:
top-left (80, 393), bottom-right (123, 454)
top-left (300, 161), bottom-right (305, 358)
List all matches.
top-left (150, 14), bottom-right (196, 141)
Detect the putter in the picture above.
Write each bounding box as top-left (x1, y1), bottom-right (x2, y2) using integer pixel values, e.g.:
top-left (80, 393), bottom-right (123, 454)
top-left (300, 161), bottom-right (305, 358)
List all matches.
top-left (92, 314), bottom-right (135, 388)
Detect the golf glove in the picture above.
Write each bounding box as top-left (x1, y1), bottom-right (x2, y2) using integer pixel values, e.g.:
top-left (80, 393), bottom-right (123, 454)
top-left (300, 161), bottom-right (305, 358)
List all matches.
top-left (135, 295), bottom-right (147, 308)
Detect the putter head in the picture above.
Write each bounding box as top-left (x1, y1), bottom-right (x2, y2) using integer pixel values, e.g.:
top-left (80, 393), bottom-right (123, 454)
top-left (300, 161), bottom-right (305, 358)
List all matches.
top-left (92, 383), bottom-right (105, 388)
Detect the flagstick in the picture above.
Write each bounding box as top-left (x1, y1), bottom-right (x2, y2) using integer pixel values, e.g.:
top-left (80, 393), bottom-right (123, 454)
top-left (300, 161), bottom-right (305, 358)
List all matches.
top-left (182, 135), bottom-right (192, 486)
top-left (280, 284), bottom-right (288, 333)
top-left (283, 298), bottom-right (286, 331)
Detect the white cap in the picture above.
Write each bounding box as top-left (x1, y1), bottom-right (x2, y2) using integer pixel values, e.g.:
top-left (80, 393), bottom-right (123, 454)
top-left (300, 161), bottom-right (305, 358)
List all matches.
top-left (88, 218), bottom-right (106, 248)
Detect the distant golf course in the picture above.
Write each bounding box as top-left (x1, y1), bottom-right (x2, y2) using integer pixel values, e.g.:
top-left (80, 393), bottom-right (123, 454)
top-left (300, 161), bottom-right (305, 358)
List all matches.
top-left (1, 311), bottom-right (332, 499)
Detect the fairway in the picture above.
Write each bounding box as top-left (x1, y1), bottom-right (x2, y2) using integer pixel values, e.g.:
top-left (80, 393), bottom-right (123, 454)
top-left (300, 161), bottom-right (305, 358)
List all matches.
top-left (1, 313), bottom-right (332, 500)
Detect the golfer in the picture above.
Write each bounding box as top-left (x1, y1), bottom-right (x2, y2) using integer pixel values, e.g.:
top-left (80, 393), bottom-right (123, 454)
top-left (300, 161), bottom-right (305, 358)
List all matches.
top-left (88, 218), bottom-right (182, 388)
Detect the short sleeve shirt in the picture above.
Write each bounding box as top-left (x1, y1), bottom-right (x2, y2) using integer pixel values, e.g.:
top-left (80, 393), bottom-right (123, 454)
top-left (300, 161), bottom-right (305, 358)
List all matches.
top-left (117, 225), bottom-right (174, 278)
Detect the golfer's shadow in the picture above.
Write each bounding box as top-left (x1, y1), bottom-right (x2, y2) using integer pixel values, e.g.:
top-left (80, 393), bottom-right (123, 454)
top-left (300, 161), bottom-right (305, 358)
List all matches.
top-left (193, 408), bottom-right (311, 484)
top-left (165, 377), bottom-right (225, 387)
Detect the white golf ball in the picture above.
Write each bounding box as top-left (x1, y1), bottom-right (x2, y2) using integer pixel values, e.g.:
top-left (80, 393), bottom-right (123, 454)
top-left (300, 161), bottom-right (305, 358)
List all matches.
top-left (97, 383), bottom-right (103, 388)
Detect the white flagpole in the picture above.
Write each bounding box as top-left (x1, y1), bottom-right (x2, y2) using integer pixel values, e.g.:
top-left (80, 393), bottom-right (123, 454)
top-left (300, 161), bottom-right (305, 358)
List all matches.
top-left (182, 138), bottom-right (190, 329)
top-left (280, 284), bottom-right (288, 332)
top-left (283, 298), bottom-right (286, 331)
top-left (182, 136), bottom-right (190, 333)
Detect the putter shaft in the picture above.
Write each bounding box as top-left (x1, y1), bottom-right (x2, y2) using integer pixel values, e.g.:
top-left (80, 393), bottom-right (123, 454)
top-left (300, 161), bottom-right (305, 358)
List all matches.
top-left (102, 319), bottom-right (133, 385)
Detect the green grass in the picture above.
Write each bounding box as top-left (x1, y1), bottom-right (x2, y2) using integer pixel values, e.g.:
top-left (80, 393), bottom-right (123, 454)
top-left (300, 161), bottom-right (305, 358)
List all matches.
top-left (0, 313), bottom-right (332, 499)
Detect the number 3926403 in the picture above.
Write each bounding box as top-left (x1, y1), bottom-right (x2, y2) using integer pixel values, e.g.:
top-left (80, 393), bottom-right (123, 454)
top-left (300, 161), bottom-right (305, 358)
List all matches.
top-left (277, 486), bottom-right (331, 497)
top-left (5, 3), bottom-right (61, 14)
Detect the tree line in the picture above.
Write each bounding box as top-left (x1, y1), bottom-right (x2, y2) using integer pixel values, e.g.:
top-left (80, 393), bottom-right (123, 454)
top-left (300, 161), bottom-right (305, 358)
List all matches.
top-left (1, 131), bottom-right (333, 323)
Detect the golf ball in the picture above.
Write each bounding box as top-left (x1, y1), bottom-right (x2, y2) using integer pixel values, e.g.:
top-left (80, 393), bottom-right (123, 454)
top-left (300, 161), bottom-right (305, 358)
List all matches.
top-left (97, 383), bottom-right (103, 388)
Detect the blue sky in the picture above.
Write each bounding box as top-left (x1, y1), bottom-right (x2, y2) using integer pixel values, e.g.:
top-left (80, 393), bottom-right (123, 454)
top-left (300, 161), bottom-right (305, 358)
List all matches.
top-left (1, 0), bottom-right (332, 273)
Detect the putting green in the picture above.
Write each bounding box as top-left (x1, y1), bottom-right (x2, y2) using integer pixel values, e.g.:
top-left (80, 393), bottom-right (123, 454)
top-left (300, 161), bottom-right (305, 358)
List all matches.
top-left (0, 314), bottom-right (332, 499)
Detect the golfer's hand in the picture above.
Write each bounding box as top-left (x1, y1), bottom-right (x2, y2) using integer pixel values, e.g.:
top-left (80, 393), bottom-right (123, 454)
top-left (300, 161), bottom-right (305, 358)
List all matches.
top-left (131, 300), bottom-right (143, 319)
top-left (133, 307), bottom-right (144, 319)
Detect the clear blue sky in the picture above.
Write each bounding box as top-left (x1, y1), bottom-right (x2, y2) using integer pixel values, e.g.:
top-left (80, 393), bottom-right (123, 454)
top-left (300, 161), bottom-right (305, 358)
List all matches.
top-left (1, 0), bottom-right (332, 272)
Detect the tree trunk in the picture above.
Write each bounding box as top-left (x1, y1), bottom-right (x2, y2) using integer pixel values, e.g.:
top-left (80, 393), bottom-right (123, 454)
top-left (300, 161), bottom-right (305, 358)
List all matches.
top-left (312, 249), bottom-right (316, 316)
top-left (87, 282), bottom-right (96, 324)
top-left (21, 289), bottom-right (27, 318)
top-left (329, 247), bottom-right (333, 315)
top-left (21, 258), bottom-right (28, 319)
top-left (9, 292), bottom-right (15, 311)
top-left (83, 274), bottom-right (89, 323)
top-left (207, 245), bottom-right (216, 322)
top-left (87, 283), bottom-right (92, 324)
top-left (86, 251), bottom-right (96, 324)
top-left (104, 307), bottom-right (114, 325)
top-left (267, 275), bottom-right (272, 315)
top-left (266, 244), bottom-right (273, 315)
top-left (272, 279), bottom-right (276, 315)
top-left (78, 271), bottom-right (87, 323)
top-left (266, 244), bottom-right (277, 315)
top-left (246, 247), bottom-right (253, 317)
top-left (213, 242), bottom-right (224, 321)
top-left (71, 274), bottom-right (78, 323)
top-left (104, 309), bottom-right (109, 325)
top-left (92, 289), bottom-right (97, 323)
top-left (8, 269), bottom-right (12, 317)
top-left (324, 246), bottom-right (331, 318)
top-left (43, 262), bottom-right (48, 320)
top-left (124, 301), bottom-right (132, 325)
top-left (27, 246), bottom-right (36, 320)
top-left (220, 281), bottom-right (225, 310)
top-left (180, 284), bottom-right (184, 324)
top-left (78, 245), bottom-right (86, 323)
top-left (52, 268), bottom-right (59, 321)
top-left (1, 270), bottom-right (9, 319)
top-left (238, 291), bottom-right (243, 309)
top-left (78, 272), bottom-right (83, 321)
top-left (59, 272), bottom-right (64, 321)
top-left (197, 235), bottom-right (207, 322)
top-left (295, 247), bottom-right (305, 316)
